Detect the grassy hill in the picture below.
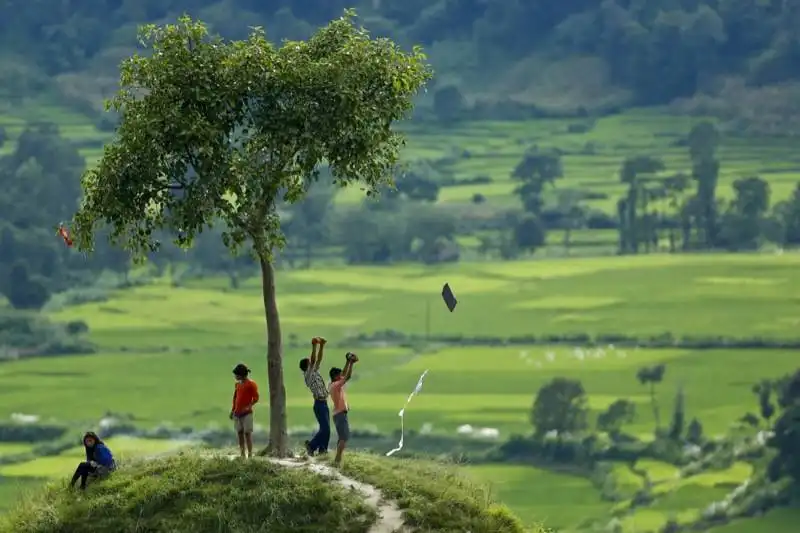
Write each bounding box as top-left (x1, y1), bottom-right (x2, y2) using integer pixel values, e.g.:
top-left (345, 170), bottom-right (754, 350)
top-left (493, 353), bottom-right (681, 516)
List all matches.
top-left (0, 450), bottom-right (530, 533)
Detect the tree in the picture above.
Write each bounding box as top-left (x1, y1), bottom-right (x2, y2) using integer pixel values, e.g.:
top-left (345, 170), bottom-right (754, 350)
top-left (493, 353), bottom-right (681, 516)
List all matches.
top-left (770, 183), bottom-right (800, 247)
top-left (531, 377), bottom-right (589, 438)
top-left (686, 418), bottom-right (704, 445)
top-left (513, 215), bottom-right (546, 253)
top-left (767, 369), bottom-right (800, 483)
top-left (617, 156), bottom-right (665, 254)
top-left (283, 181), bottom-right (336, 268)
top-left (719, 176), bottom-right (770, 250)
top-left (753, 380), bottom-right (776, 428)
top-left (596, 399), bottom-right (636, 439)
top-left (70, 14), bottom-right (432, 456)
top-left (662, 172), bottom-right (690, 252)
top-left (1, 261), bottom-right (50, 310)
top-left (432, 84), bottom-right (467, 123)
top-left (511, 147), bottom-right (563, 216)
top-left (636, 364), bottom-right (666, 432)
top-left (668, 384), bottom-right (685, 441)
top-left (556, 190), bottom-right (587, 254)
top-left (688, 121), bottom-right (721, 248)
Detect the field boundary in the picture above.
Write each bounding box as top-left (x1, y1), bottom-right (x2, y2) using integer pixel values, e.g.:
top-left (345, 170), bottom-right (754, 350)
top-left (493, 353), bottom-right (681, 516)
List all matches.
top-left (347, 332), bottom-right (800, 350)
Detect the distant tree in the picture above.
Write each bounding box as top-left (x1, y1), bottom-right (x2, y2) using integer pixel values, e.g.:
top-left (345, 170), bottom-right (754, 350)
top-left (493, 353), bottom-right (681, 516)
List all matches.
top-left (668, 384), bottom-right (685, 441)
top-left (513, 215), bottom-right (546, 253)
top-left (395, 171), bottom-right (440, 202)
top-left (402, 203), bottom-right (459, 263)
top-left (340, 207), bottom-right (411, 264)
top-left (637, 364), bottom-right (666, 433)
top-left (686, 418), bottom-right (704, 445)
top-left (511, 147), bottom-right (563, 216)
top-left (69, 14), bottom-right (431, 457)
top-left (719, 176), bottom-right (770, 250)
top-left (531, 377), bottom-right (589, 438)
top-left (617, 156), bottom-right (665, 254)
top-left (688, 121), bottom-right (721, 248)
top-left (1, 262), bottom-right (50, 310)
top-left (753, 380), bottom-right (776, 428)
top-left (283, 181), bottom-right (336, 268)
top-left (432, 84), bottom-right (467, 123)
top-left (597, 399), bottom-right (636, 439)
top-left (556, 190), bottom-right (587, 254)
top-left (770, 183), bottom-right (800, 247)
top-left (767, 369), bottom-right (800, 483)
top-left (740, 413), bottom-right (761, 428)
top-left (662, 173), bottom-right (690, 252)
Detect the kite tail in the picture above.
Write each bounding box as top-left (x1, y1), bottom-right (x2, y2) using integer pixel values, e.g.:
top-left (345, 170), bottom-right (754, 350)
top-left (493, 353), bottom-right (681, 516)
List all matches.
top-left (385, 409), bottom-right (405, 457)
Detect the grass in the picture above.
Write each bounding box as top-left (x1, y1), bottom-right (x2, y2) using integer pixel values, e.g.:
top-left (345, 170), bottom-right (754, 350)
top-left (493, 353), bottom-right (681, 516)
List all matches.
top-left (0, 478), bottom-right (46, 512)
top-left (0, 444), bottom-right (31, 457)
top-left (464, 464), bottom-right (611, 531)
top-left (0, 436), bottom-right (197, 479)
top-left (0, 451), bottom-right (380, 533)
top-left (328, 453), bottom-right (529, 532)
top-left (0, 254), bottom-right (793, 438)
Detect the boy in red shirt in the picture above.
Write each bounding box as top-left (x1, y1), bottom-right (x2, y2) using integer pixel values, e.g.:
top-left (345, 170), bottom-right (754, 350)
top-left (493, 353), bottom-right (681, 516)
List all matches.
top-left (329, 352), bottom-right (359, 467)
top-left (230, 363), bottom-right (259, 458)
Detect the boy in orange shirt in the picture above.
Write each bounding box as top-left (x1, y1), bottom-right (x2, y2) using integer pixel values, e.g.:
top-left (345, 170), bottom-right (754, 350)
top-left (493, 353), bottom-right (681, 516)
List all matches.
top-left (329, 352), bottom-right (359, 467)
top-left (230, 363), bottom-right (259, 458)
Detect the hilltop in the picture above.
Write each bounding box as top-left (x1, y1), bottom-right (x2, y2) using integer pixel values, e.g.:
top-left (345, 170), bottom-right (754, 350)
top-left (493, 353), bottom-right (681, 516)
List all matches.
top-left (0, 450), bottom-right (530, 533)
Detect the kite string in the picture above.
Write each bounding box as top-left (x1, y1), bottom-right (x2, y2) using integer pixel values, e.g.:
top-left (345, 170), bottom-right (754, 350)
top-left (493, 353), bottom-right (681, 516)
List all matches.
top-left (386, 369), bottom-right (428, 457)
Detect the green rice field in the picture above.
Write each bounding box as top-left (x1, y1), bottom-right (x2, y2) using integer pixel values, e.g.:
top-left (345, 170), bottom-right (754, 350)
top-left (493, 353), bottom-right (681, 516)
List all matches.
top-left (0, 252), bottom-right (797, 529)
top-left (2, 104), bottom-right (800, 219)
top-left (1, 100), bottom-right (799, 530)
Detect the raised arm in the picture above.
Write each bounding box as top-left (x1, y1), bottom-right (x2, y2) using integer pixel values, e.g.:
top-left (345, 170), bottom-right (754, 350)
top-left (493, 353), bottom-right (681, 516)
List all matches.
top-left (307, 340), bottom-right (318, 374)
top-left (343, 352), bottom-right (358, 381)
top-left (313, 337), bottom-right (327, 370)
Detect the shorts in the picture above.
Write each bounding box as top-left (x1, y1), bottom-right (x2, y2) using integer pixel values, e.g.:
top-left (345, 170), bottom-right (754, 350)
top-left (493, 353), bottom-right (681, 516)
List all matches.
top-left (234, 412), bottom-right (254, 433)
top-left (333, 411), bottom-right (350, 442)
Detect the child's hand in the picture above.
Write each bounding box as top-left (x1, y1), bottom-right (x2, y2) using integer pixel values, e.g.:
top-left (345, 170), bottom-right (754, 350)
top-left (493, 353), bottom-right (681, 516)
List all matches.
top-left (312, 337), bottom-right (319, 345)
top-left (319, 337), bottom-right (327, 345)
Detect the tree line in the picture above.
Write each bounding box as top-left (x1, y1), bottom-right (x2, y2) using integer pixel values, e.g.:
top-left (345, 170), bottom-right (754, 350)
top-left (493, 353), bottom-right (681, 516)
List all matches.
top-left (504, 121), bottom-right (800, 256)
top-left (2, 0), bottom-right (800, 114)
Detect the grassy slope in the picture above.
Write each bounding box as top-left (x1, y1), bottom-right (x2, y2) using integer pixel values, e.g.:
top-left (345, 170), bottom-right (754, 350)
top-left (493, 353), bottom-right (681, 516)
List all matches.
top-left (0, 451), bottom-right (531, 533)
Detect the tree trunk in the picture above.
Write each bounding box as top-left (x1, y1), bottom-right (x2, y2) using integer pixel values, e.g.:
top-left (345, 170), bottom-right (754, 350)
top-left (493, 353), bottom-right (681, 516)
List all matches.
top-left (258, 255), bottom-right (289, 457)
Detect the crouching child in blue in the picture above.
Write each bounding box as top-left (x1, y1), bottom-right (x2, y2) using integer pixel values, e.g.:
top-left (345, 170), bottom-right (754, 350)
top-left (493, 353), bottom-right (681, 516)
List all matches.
top-left (70, 431), bottom-right (116, 490)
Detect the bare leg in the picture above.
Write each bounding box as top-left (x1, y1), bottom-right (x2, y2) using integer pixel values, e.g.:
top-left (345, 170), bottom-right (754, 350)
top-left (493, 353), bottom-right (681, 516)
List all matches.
top-left (244, 432), bottom-right (253, 458)
top-left (333, 439), bottom-right (346, 466)
top-left (237, 432), bottom-right (246, 457)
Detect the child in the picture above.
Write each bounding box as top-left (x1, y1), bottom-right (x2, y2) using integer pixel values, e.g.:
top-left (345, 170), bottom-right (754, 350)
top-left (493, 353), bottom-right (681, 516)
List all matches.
top-left (70, 432), bottom-right (115, 490)
top-left (230, 363), bottom-right (259, 458)
top-left (329, 352), bottom-right (359, 466)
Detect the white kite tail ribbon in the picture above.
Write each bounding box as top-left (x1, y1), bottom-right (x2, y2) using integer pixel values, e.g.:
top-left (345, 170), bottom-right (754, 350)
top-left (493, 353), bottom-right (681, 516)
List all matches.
top-left (386, 369), bottom-right (429, 457)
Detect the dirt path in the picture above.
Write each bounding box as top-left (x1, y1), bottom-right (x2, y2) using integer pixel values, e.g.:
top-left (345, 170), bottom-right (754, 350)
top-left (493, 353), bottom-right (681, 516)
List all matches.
top-left (229, 456), bottom-right (406, 533)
